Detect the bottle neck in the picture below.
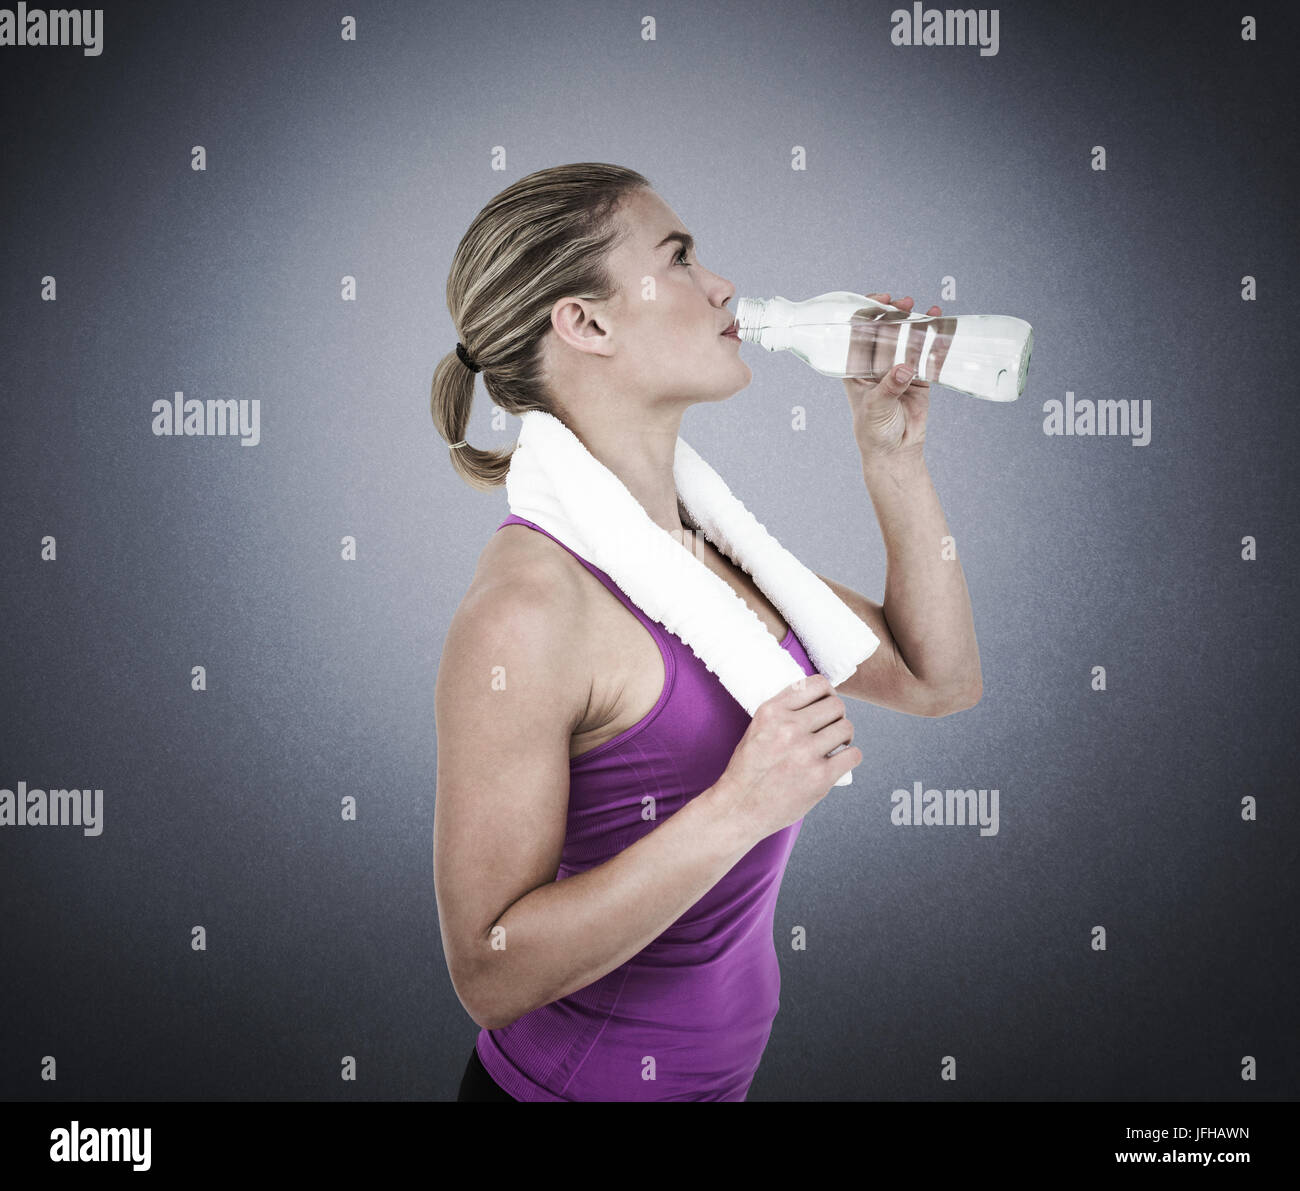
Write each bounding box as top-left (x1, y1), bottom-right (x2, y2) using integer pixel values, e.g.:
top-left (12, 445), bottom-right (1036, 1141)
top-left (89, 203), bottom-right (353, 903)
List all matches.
top-left (735, 296), bottom-right (794, 349)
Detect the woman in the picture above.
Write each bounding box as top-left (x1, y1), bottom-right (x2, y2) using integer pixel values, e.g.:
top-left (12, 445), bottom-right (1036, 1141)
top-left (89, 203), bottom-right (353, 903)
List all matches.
top-left (432, 163), bottom-right (982, 1102)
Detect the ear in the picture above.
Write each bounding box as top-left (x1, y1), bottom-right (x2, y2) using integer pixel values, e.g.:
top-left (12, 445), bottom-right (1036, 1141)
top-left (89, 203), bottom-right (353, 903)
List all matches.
top-left (551, 296), bottom-right (613, 359)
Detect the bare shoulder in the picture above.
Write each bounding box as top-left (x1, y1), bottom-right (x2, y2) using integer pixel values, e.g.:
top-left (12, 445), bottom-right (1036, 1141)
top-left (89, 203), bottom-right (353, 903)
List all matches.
top-left (438, 525), bottom-right (594, 727)
top-left (463, 523), bottom-right (589, 620)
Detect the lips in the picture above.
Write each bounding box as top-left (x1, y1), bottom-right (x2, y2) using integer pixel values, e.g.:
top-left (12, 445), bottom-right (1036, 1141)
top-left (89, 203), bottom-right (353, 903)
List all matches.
top-left (721, 322), bottom-right (740, 339)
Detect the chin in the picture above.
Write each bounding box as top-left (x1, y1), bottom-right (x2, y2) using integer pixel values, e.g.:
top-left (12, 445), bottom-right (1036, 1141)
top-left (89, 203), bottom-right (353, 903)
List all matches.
top-left (708, 367), bottom-right (753, 403)
top-left (728, 360), bottom-right (753, 392)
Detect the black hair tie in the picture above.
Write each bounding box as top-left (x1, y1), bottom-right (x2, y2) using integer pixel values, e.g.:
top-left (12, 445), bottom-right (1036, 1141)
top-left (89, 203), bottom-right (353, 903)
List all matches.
top-left (455, 342), bottom-right (482, 373)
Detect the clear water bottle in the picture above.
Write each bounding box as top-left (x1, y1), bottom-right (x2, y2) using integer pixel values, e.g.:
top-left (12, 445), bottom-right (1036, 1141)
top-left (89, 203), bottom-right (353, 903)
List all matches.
top-left (734, 291), bottom-right (1033, 402)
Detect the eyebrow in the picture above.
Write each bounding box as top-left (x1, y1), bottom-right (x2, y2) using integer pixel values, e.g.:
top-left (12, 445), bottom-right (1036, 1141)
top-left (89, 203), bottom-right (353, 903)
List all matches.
top-left (654, 230), bottom-right (695, 255)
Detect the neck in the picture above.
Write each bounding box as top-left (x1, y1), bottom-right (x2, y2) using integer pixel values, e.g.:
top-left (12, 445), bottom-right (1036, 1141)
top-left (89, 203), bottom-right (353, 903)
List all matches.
top-left (559, 402), bottom-right (692, 535)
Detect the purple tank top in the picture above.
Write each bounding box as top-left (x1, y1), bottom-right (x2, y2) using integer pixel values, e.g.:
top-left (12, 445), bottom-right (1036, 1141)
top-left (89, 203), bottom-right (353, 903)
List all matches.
top-left (475, 513), bottom-right (816, 1101)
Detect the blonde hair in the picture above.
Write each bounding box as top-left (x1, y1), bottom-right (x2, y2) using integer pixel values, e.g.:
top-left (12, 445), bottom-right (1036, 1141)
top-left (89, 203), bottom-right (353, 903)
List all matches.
top-left (431, 162), bottom-right (651, 492)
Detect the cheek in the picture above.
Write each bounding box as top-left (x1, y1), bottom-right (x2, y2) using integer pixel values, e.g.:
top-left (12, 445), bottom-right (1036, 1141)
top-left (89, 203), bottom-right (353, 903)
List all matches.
top-left (665, 300), bottom-right (703, 341)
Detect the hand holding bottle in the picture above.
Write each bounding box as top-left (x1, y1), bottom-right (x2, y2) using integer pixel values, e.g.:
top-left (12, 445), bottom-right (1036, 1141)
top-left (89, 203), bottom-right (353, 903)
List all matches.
top-left (841, 292), bottom-right (950, 458)
top-left (733, 290), bottom-right (1032, 403)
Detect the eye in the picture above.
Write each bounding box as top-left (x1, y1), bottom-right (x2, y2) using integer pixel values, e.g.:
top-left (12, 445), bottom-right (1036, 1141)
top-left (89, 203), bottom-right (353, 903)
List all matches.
top-left (674, 245), bottom-right (692, 266)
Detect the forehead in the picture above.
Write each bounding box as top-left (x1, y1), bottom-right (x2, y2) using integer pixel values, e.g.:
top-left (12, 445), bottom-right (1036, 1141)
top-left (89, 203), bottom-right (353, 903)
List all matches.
top-left (614, 188), bottom-right (686, 252)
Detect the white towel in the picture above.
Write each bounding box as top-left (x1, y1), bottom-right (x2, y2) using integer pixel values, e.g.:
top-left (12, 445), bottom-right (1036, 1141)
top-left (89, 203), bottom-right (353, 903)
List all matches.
top-left (505, 409), bottom-right (879, 786)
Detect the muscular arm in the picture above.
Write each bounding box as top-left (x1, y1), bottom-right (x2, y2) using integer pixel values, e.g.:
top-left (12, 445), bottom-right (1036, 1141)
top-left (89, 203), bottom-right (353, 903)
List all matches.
top-left (815, 449), bottom-right (982, 715)
top-left (433, 561), bottom-right (756, 1030)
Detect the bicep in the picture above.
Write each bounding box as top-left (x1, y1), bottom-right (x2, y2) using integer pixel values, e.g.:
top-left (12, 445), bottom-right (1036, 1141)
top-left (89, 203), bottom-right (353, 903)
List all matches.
top-left (432, 578), bottom-right (589, 997)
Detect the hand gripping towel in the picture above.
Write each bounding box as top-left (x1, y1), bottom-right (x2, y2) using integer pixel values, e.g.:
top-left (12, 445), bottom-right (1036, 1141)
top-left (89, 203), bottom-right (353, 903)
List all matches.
top-left (504, 409), bottom-right (879, 786)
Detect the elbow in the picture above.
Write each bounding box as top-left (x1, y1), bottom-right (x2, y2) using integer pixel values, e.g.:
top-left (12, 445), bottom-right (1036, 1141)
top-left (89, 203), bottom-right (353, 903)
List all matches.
top-left (936, 659), bottom-right (983, 715)
top-left (455, 977), bottom-right (498, 1031)
top-left (926, 681), bottom-right (982, 717)
top-left (469, 982), bottom-right (523, 1031)
top-left (468, 1004), bottom-right (513, 1032)
top-left (455, 977), bottom-right (512, 1032)
top-left (471, 996), bottom-right (529, 1033)
top-left (450, 956), bottom-right (527, 1032)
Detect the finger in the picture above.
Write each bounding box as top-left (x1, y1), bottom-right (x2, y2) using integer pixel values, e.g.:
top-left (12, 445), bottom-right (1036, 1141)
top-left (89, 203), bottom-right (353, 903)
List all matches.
top-left (798, 690), bottom-right (851, 734)
top-left (826, 744), bottom-right (863, 782)
top-left (872, 312), bottom-right (921, 380)
top-left (907, 316), bottom-right (929, 375)
top-left (884, 313), bottom-right (926, 379)
top-left (848, 298), bottom-right (901, 377)
top-left (890, 300), bottom-right (918, 370)
top-left (851, 295), bottom-right (921, 379)
top-left (880, 360), bottom-right (917, 392)
top-left (812, 713), bottom-right (854, 749)
top-left (904, 305), bottom-right (944, 379)
top-left (927, 315), bottom-right (957, 378)
top-left (781, 672), bottom-right (834, 708)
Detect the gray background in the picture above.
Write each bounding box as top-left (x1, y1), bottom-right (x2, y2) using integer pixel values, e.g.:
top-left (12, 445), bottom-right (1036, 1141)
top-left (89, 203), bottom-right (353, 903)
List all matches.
top-left (1, 0), bottom-right (1296, 1101)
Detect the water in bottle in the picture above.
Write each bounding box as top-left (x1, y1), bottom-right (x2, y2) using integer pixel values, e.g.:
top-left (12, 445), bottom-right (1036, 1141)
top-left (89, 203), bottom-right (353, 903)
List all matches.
top-left (733, 291), bottom-right (1033, 401)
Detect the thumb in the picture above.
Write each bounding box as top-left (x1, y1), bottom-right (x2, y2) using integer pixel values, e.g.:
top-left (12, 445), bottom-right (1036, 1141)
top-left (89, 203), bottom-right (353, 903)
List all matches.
top-left (887, 363), bottom-right (915, 388)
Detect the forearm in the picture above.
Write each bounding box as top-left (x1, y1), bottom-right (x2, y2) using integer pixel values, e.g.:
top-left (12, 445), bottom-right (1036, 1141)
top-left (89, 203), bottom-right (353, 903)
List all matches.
top-left (466, 783), bottom-right (754, 1030)
top-left (861, 446), bottom-right (981, 697)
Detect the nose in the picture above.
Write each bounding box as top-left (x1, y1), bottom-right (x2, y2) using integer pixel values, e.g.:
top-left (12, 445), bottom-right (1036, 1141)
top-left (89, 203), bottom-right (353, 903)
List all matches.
top-left (709, 269), bottom-right (736, 308)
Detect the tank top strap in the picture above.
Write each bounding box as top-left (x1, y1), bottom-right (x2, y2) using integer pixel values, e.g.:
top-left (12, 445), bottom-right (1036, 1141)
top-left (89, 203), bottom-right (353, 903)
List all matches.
top-left (496, 514), bottom-right (674, 648)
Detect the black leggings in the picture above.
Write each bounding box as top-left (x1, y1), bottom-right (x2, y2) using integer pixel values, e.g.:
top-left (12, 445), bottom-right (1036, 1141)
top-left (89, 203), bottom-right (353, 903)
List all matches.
top-left (457, 1045), bottom-right (518, 1101)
